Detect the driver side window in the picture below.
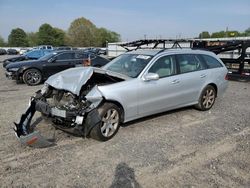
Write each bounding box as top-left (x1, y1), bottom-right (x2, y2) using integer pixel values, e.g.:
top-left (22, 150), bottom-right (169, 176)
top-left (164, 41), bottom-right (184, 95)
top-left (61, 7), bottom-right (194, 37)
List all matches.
top-left (149, 55), bottom-right (176, 78)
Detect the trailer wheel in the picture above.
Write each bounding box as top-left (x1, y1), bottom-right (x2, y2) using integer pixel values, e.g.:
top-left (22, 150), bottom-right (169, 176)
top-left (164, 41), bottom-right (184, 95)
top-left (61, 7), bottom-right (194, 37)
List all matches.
top-left (90, 103), bottom-right (121, 141)
top-left (195, 85), bottom-right (216, 111)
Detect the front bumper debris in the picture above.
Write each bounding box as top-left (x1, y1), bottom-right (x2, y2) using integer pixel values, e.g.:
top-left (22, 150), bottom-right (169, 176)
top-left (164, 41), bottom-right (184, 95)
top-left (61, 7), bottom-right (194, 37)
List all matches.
top-left (14, 130), bottom-right (55, 148)
top-left (13, 98), bottom-right (55, 148)
top-left (14, 92), bottom-right (102, 148)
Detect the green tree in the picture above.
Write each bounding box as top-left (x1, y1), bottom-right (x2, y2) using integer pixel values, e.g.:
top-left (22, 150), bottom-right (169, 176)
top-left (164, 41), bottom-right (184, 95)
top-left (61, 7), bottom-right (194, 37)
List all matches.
top-left (53, 28), bottom-right (66, 46)
top-left (211, 31), bottom-right (226, 38)
top-left (27, 32), bottom-right (38, 47)
top-left (8, 28), bottom-right (28, 47)
top-left (0, 35), bottom-right (6, 46)
top-left (198, 31), bottom-right (210, 39)
top-left (67, 17), bottom-right (121, 47)
top-left (37, 23), bottom-right (55, 45)
top-left (243, 27), bottom-right (250, 36)
top-left (226, 30), bottom-right (240, 37)
top-left (37, 23), bottom-right (66, 46)
top-left (67, 17), bottom-right (98, 47)
top-left (106, 31), bottom-right (121, 46)
top-left (96, 28), bottom-right (120, 47)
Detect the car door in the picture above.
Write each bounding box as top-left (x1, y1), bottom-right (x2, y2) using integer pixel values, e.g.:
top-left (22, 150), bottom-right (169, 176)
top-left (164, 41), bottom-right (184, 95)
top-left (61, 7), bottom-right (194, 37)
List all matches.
top-left (138, 55), bottom-right (183, 116)
top-left (174, 53), bottom-right (208, 104)
top-left (43, 52), bottom-right (75, 77)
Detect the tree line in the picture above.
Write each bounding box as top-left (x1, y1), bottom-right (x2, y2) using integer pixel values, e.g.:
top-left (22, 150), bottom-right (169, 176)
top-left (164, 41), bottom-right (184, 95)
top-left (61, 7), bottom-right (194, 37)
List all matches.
top-left (1, 19), bottom-right (250, 47)
top-left (198, 28), bottom-right (250, 39)
top-left (0, 17), bottom-right (121, 47)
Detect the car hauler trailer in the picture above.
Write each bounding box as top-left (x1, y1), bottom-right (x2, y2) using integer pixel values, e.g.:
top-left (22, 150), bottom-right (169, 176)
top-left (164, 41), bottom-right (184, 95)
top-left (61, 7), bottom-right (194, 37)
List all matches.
top-left (193, 40), bottom-right (250, 81)
top-left (118, 39), bottom-right (250, 81)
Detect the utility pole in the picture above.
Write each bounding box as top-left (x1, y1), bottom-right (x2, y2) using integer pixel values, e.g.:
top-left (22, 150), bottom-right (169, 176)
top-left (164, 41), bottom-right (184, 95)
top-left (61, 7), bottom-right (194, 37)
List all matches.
top-left (226, 27), bottom-right (228, 38)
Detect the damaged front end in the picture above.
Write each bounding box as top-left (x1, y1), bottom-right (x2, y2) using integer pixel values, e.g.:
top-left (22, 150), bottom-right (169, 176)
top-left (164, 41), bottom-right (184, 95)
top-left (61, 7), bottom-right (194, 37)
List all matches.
top-left (14, 67), bottom-right (126, 148)
top-left (14, 85), bottom-right (102, 148)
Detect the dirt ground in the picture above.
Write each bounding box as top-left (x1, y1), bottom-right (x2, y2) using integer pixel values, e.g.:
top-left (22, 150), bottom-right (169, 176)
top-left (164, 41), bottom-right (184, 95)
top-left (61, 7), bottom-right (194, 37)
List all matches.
top-left (0, 55), bottom-right (249, 188)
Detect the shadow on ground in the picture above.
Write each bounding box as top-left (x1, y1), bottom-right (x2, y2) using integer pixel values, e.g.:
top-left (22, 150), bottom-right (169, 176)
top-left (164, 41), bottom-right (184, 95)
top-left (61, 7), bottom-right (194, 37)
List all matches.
top-left (110, 162), bottom-right (142, 188)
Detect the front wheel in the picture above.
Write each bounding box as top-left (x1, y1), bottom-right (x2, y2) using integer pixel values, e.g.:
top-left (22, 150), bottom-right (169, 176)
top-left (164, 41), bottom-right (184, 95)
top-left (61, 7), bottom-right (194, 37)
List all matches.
top-left (23, 68), bottom-right (42, 86)
top-left (195, 85), bottom-right (216, 111)
top-left (90, 103), bottom-right (121, 141)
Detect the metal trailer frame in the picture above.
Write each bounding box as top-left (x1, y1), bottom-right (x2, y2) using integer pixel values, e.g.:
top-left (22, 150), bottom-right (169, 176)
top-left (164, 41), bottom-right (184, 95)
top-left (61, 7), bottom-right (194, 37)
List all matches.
top-left (119, 39), bottom-right (250, 81)
top-left (193, 40), bottom-right (250, 81)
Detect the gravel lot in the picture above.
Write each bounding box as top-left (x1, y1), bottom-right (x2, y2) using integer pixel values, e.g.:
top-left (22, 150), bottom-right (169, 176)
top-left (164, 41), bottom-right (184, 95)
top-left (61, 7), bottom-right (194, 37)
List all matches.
top-left (0, 55), bottom-right (249, 187)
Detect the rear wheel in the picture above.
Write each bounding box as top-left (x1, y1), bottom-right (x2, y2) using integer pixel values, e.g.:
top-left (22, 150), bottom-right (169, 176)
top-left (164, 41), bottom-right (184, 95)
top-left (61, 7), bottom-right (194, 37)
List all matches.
top-left (195, 85), bottom-right (216, 111)
top-left (90, 103), bottom-right (121, 141)
top-left (23, 68), bottom-right (42, 86)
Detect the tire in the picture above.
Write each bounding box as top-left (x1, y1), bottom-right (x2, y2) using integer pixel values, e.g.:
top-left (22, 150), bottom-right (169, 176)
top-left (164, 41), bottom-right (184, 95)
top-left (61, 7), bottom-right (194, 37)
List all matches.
top-left (195, 85), bottom-right (216, 111)
top-left (23, 68), bottom-right (42, 86)
top-left (90, 103), bottom-right (121, 141)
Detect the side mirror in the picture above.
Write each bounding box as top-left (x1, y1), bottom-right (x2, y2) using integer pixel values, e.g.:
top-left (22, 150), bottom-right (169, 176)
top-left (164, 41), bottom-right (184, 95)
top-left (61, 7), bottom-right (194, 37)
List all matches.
top-left (142, 73), bottom-right (159, 81)
top-left (48, 57), bottom-right (56, 63)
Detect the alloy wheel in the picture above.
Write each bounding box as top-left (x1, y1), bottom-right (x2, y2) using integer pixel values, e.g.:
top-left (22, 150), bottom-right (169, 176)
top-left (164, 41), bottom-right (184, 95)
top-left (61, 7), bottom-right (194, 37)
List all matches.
top-left (202, 88), bottom-right (215, 109)
top-left (101, 108), bottom-right (119, 137)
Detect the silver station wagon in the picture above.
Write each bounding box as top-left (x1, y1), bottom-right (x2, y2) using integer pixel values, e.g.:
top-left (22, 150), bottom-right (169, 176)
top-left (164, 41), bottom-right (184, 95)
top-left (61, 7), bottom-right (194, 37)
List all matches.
top-left (15, 49), bottom-right (228, 147)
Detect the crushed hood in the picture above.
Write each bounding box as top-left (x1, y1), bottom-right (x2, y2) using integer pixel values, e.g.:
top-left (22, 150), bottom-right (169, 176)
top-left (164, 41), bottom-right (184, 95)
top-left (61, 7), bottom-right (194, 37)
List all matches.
top-left (46, 67), bottom-right (129, 96)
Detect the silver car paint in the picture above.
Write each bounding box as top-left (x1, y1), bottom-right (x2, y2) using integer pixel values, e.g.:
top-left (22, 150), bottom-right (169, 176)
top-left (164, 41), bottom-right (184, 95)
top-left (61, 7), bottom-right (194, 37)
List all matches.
top-left (85, 86), bottom-right (103, 108)
top-left (46, 49), bottom-right (228, 123)
top-left (46, 67), bottom-right (130, 96)
top-left (100, 49), bottom-right (228, 122)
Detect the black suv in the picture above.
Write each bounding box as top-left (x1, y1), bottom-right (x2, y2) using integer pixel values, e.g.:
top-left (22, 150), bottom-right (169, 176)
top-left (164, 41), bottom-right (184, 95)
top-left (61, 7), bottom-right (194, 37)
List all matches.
top-left (0, 49), bottom-right (7, 55)
top-left (5, 50), bottom-right (110, 85)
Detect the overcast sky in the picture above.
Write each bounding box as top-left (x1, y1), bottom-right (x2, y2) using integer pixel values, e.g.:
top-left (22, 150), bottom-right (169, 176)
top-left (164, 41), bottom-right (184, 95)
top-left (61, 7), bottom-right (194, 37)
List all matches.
top-left (0, 0), bottom-right (250, 41)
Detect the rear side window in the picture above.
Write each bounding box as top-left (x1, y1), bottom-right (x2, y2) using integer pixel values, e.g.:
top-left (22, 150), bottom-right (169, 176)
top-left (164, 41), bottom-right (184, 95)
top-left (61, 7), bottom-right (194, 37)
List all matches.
top-left (176, 54), bottom-right (205, 74)
top-left (201, 54), bottom-right (223, 68)
top-left (75, 53), bottom-right (92, 59)
top-left (75, 53), bottom-right (85, 59)
top-left (57, 53), bottom-right (74, 60)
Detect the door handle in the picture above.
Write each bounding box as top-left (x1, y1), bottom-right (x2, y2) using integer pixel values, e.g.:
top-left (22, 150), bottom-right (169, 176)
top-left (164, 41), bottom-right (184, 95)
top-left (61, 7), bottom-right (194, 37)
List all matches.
top-left (171, 79), bottom-right (180, 84)
top-left (200, 74), bottom-right (206, 78)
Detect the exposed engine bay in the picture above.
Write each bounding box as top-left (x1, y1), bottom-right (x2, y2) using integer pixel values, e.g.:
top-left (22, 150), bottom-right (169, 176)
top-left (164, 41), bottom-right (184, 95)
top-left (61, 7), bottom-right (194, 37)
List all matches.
top-left (14, 67), bottom-right (126, 148)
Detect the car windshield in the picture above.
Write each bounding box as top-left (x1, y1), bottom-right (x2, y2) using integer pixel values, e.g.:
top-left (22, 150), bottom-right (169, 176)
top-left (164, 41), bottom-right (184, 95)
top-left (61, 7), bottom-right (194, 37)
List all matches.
top-left (39, 52), bottom-right (56, 60)
top-left (26, 50), bottom-right (41, 58)
top-left (103, 54), bottom-right (153, 78)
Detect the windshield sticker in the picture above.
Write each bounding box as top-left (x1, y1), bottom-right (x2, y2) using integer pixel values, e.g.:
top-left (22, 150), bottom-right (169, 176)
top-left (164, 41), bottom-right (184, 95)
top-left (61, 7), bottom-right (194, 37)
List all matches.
top-left (136, 55), bottom-right (151, 60)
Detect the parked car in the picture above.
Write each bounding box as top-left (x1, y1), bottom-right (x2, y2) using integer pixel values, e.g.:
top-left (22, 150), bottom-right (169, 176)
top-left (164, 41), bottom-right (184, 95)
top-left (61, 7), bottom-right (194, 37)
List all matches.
top-left (14, 49), bottom-right (228, 147)
top-left (0, 49), bottom-right (7, 55)
top-left (33, 45), bottom-right (53, 50)
top-left (19, 48), bottom-right (31, 55)
top-left (81, 53), bottom-right (110, 67)
top-left (7, 49), bottom-right (18, 55)
top-left (3, 49), bottom-right (52, 68)
top-left (54, 46), bottom-right (74, 51)
top-left (84, 47), bottom-right (107, 55)
top-left (5, 50), bottom-right (110, 85)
